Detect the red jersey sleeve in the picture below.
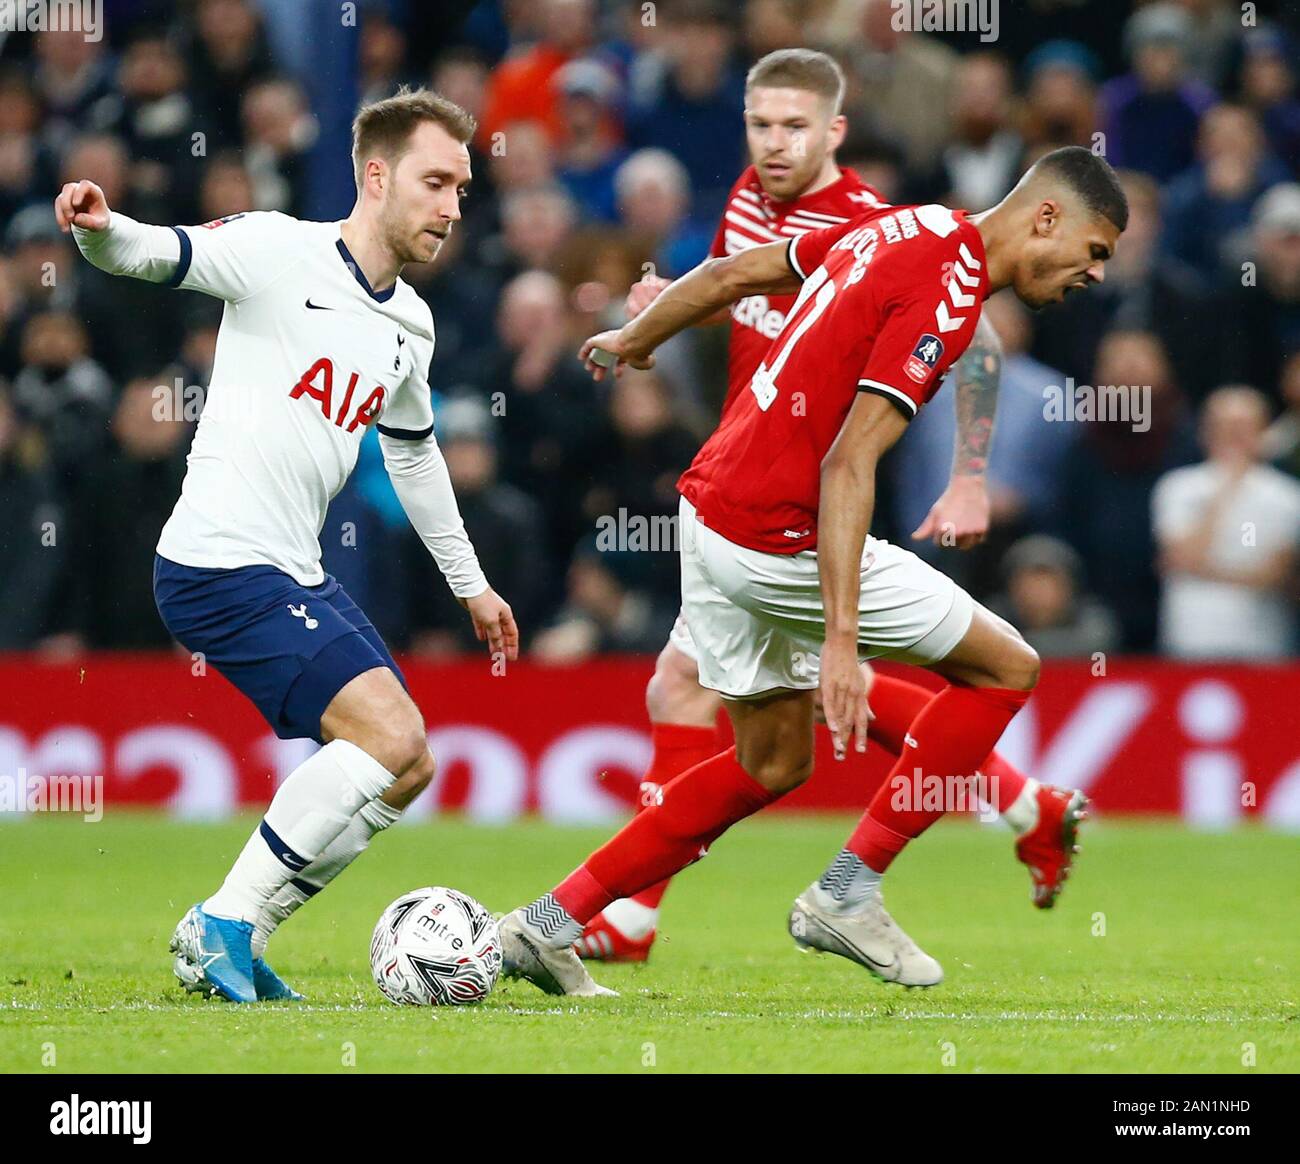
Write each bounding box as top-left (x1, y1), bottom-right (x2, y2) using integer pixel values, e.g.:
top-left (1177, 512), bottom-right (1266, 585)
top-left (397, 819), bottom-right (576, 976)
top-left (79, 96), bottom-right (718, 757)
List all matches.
top-left (786, 215), bottom-right (865, 279)
top-left (856, 231), bottom-right (986, 419)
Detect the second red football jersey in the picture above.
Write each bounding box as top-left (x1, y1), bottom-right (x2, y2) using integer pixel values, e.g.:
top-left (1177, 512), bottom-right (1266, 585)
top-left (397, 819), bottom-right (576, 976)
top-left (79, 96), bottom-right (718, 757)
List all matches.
top-left (708, 165), bottom-right (888, 417)
top-left (679, 203), bottom-right (989, 555)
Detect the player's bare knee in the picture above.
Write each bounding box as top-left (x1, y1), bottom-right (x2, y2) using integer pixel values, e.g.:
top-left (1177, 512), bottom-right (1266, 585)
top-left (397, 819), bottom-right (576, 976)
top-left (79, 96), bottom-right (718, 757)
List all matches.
top-left (645, 645), bottom-right (714, 726)
top-left (387, 746), bottom-right (435, 806)
top-left (997, 636), bottom-right (1040, 692)
top-left (735, 736), bottom-right (813, 795)
top-left (744, 751), bottom-right (813, 796)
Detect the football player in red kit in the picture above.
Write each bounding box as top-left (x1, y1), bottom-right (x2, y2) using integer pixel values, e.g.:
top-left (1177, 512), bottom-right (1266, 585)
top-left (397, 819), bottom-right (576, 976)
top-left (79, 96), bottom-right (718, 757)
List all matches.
top-left (503, 143), bottom-right (1127, 996)
top-left (578, 49), bottom-right (1082, 965)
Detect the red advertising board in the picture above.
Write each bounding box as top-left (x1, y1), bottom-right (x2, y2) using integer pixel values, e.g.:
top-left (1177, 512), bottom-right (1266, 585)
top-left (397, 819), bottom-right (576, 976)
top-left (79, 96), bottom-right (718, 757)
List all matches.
top-left (0, 655), bottom-right (1297, 827)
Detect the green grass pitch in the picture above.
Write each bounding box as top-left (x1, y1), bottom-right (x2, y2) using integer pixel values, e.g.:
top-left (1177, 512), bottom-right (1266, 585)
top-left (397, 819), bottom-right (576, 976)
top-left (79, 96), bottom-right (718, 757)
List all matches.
top-left (1, 813), bottom-right (1296, 1074)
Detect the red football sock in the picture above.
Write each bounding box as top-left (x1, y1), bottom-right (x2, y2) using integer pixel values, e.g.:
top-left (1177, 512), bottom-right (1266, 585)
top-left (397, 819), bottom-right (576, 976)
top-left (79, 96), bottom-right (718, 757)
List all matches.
top-left (867, 672), bottom-right (1029, 814)
top-left (553, 747), bottom-right (775, 924)
top-left (977, 750), bottom-right (1030, 814)
top-left (847, 684), bottom-right (1031, 873)
top-left (628, 722), bottom-right (718, 912)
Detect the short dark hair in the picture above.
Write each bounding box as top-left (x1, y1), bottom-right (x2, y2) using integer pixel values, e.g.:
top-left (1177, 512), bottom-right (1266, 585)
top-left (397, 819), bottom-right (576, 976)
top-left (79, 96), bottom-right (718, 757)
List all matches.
top-left (1032, 146), bottom-right (1129, 232)
top-left (746, 48), bottom-right (846, 115)
top-left (351, 86), bottom-right (476, 189)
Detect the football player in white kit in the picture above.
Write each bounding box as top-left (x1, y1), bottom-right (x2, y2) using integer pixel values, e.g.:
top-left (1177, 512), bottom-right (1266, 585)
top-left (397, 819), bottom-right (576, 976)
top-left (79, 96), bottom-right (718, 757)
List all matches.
top-left (55, 90), bottom-right (516, 1003)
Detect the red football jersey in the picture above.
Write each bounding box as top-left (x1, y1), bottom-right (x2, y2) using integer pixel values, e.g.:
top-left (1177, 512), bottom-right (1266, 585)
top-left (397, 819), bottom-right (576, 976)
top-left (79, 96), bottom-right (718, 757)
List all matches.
top-left (680, 203), bottom-right (990, 555)
top-left (709, 165), bottom-right (888, 416)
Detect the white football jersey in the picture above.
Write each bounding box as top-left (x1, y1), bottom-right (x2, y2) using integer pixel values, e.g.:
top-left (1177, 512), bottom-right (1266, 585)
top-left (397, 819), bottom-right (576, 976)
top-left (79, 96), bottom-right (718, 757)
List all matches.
top-left (154, 211), bottom-right (438, 585)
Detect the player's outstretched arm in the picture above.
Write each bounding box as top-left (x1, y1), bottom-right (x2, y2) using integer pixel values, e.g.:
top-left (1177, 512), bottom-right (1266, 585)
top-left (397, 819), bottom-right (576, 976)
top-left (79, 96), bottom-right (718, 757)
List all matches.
top-left (912, 313), bottom-right (1001, 550)
top-left (580, 239), bottom-right (801, 380)
top-left (817, 393), bottom-right (909, 761)
top-left (56, 178), bottom-right (184, 283)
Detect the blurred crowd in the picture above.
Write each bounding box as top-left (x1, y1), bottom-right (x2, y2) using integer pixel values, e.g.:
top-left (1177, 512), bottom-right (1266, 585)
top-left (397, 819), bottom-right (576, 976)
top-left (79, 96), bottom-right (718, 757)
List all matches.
top-left (2, 0), bottom-right (1299, 662)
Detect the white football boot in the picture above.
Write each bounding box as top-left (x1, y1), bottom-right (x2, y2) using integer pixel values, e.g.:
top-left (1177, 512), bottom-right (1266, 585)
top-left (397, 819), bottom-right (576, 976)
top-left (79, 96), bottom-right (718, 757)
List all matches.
top-left (789, 884), bottom-right (943, 987)
top-left (499, 910), bottom-right (619, 997)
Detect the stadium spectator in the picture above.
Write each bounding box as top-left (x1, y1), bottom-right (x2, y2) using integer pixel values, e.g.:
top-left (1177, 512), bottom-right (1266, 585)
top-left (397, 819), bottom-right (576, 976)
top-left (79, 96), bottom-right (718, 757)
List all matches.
top-left (532, 541), bottom-right (678, 661)
top-left (1239, 24), bottom-right (1300, 176)
top-left (1098, 3), bottom-right (1216, 184)
top-left (359, 8), bottom-right (413, 106)
top-left (1, 205), bottom-right (79, 378)
top-left (833, 0), bottom-right (958, 173)
top-left (988, 535), bottom-right (1120, 660)
top-left (1050, 330), bottom-right (1199, 650)
top-left (186, 0), bottom-right (277, 151)
top-left (30, 28), bottom-right (115, 145)
top-left (10, 310), bottom-right (111, 482)
top-left (477, 0), bottom-right (598, 149)
top-left (582, 368), bottom-right (700, 606)
top-left (430, 48), bottom-right (491, 129)
top-left (491, 184), bottom-right (578, 278)
top-left (1154, 385), bottom-right (1300, 658)
top-left (0, 69), bottom-right (47, 223)
top-left (1160, 103), bottom-right (1288, 283)
top-left (743, 0), bottom-right (807, 61)
top-left (0, 383), bottom-right (65, 650)
top-left (1263, 351), bottom-right (1300, 480)
top-left (240, 78), bottom-right (318, 216)
top-left (63, 375), bottom-right (191, 649)
top-left (1020, 40), bottom-right (1101, 155)
top-left (1219, 183), bottom-right (1300, 400)
top-left (614, 148), bottom-right (711, 276)
top-left (555, 59), bottom-right (628, 223)
top-left (924, 51), bottom-right (1022, 210)
top-left (104, 31), bottom-right (199, 223)
top-left (480, 270), bottom-right (607, 562)
top-left (404, 397), bottom-right (552, 656)
top-left (623, 0), bottom-right (746, 221)
top-left (195, 152), bottom-right (256, 224)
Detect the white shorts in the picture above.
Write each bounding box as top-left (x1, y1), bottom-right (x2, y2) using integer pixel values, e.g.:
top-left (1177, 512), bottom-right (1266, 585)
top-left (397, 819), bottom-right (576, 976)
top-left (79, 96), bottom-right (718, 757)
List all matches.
top-left (678, 496), bottom-right (974, 699)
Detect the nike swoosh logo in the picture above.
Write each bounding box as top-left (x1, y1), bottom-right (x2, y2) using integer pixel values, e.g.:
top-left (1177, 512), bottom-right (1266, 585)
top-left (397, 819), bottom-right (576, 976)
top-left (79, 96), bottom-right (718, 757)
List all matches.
top-left (821, 917), bottom-right (896, 972)
top-left (305, 298), bottom-right (332, 310)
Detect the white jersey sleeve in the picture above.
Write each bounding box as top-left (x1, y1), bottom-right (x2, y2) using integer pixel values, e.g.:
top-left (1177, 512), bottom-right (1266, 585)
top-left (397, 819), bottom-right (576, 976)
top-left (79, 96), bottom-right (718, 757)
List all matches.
top-left (74, 209), bottom-right (303, 302)
top-left (376, 328), bottom-right (436, 439)
top-left (378, 316), bottom-right (488, 599)
top-left (171, 211), bottom-right (303, 301)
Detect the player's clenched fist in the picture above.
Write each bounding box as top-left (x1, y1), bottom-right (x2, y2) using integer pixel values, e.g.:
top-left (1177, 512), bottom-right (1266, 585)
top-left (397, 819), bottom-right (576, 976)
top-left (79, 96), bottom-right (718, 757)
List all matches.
top-left (624, 273), bottom-right (671, 319)
top-left (54, 179), bottom-right (111, 233)
top-left (577, 328), bottom-right (655, 382)
top-left (460, 587), bottom-right (520, 662)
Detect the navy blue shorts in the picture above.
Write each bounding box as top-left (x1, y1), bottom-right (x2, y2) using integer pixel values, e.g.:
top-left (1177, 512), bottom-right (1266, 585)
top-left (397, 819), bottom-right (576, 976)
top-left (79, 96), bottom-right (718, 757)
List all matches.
top-left (153, 555), bottom-right (404, 743)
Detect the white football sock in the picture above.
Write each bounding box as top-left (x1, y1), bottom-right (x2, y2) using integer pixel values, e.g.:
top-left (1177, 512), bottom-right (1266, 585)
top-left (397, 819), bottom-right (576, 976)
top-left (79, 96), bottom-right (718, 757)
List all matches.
top-left (204, 739), bottom-right (394, 924)
top-left (813, 848), bottom-right (883, 914)
top-left (600, 897), bottom-right (658, 940)
top-left (252, 796), bottom-right (402, 958)
top-left (1000, 777), bottom-right (1042, 836)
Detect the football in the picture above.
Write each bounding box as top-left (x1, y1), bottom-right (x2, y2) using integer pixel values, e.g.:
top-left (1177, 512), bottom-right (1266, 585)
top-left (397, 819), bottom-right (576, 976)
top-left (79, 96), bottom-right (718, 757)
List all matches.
top-left (369, 887), bottom-right (502, 1006)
